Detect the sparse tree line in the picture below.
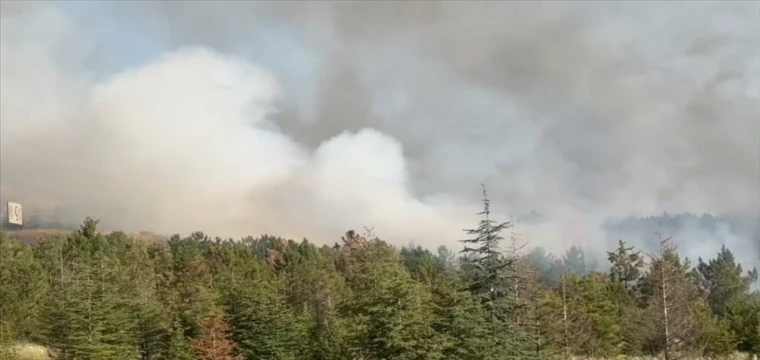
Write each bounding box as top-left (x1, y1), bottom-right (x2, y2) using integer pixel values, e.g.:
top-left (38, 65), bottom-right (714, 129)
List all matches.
top-left (1, 189), bottom-right (759, 360)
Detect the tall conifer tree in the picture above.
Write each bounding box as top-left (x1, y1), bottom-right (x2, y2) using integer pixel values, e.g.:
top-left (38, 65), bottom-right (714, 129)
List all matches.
top-left (459, 184), bottom-right (531, 357)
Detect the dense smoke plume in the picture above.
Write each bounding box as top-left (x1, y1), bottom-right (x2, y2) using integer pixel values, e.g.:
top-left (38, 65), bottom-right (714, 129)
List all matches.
top-left (1, 2), bottom-right (758, 270)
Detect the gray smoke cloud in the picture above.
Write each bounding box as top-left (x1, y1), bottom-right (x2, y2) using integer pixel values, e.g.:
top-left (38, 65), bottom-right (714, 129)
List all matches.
top-left (1, 2), bottom-right (758, 271)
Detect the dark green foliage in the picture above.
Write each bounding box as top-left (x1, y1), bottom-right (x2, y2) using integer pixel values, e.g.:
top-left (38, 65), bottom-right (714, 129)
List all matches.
top-left (429, 277), bottom-right (488, 359)
top-left (460, 185), bottom-right (514, 304)
top-left (401, 244), bottom-right (447, 282)
top-left (280, 241), bottom-right (349, 359)
top-left (574, 273), bottom-right (623, 357)
top-left (639, 237), bottom-right (707, 360)
top-left (165, 323), bottom-right (196, 360)
top-left (2, 211), bottom-right (760, 359)
top-left (224, 277), bottom-right (302, 359)
top-left (696, 245), bottom-right (758, 316)
top-left (35, 219), bottom-right (139, 359)
top-left (134, 304), bottom-right (171, 360)
top-left (607, 240), bottom-right (645, 290)
top-left (561, 245), bottom-right (597, 277)
top-left (342, 244), bottom-right (445, 359)
top-left (726, 293), bottom-right (760, 352)
top-left (0, 232), bottom-right (47, 341)
top-left (524, 247), bottom-right (563, 286)
top-left (459, 185), bottom-right (533, 358)
top-left (699, 314), bottom-right (737, 357)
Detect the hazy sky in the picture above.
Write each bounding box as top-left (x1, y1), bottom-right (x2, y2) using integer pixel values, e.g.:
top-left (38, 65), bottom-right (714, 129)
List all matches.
top-left (1, 1), bottom-right (758, 268)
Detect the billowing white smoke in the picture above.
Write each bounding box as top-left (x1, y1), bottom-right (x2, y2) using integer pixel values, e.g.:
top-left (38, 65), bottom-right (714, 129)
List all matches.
top-left (2, 35), bottom-right (478, 244)
top-left (1, 2), bottom-right (758, 275)
top-left (0, 2), bottom-right (481, 245)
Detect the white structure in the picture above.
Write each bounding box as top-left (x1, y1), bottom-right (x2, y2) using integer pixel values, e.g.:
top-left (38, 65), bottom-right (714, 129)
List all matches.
top-left (6, 201), bottom-right (22, 225)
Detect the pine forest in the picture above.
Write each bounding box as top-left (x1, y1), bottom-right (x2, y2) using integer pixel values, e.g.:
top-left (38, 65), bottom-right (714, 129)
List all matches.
top-left (1, 189), bottom-right (758, 360)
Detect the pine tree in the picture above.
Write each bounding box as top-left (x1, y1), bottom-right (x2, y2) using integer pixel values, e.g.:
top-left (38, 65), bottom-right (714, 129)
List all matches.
top-left (281, 241), bottom-right (349, 359)
top-left (606, 240), bottom-right (647, 353)
top-left (134, 304), bottom-right (171, 360)
top-left (695, 302), bottom-right (737, 357)
top-left (726, 293), bottom-right (760, 353)
top-left (460, 185), bottom-right (512, 304)
top-left (342, 240), bottom-right (445, 360)
top-left (49, 219), bottom-right (141, 359)
top-left (555, 274), bottom-right (593, 359)
top-left (515, 254), bottom-right (557, 359)
top-left (10, 213), bottom-right (760, 360)
top-left (165, 323), bottom-right (196, 360)
top-left (524, 247), bottom-right (562, 286)
top-left (116, 234), bottom-right (172, 360)
top-left (401, 244), bottom-right (447, 282)
top-left (429, 274), bottom-right (498, 359)
top-left (190, 313), bottom-right (241, 360)
top-left (577, 273), bottom-right (623, 357)
top-left (224, 276), bottom-right (301, 360)
top-left (459, 184), bottom-right (531, 358)
top-left (561, 246), bottom-right (596, 277)
top-left (640, 236), bottom-right (703, 359)
top-left (607, 240), bottom-right (645, 290)
top-left (0, 233), bottom-right (47, 342)
top-left (696, 245), bottom-right (758, 316)
top-left (166, 235), bottom-right (217, 339)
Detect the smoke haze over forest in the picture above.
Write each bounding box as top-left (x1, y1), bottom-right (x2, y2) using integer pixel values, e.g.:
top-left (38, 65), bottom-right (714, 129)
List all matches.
top-left (0, 2), bottom-right (758, 270)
